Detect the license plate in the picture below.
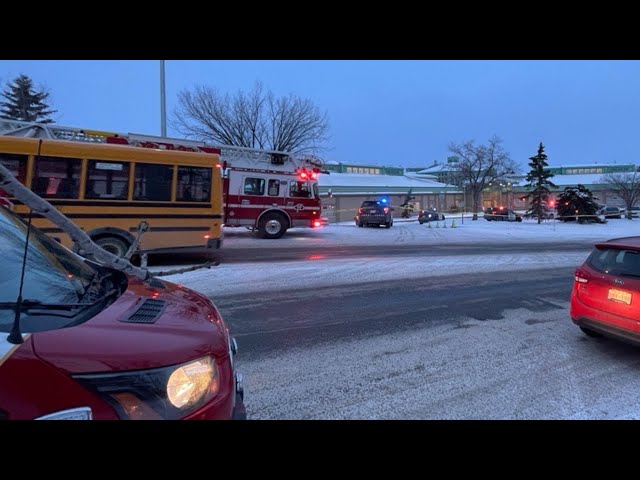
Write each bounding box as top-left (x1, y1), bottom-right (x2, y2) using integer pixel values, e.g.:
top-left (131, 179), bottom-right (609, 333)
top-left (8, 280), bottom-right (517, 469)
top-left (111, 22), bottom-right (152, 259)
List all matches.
top-left (608, 288), bottom-right (632, 305)
top-left (370, 209), bottom-right (377, 214)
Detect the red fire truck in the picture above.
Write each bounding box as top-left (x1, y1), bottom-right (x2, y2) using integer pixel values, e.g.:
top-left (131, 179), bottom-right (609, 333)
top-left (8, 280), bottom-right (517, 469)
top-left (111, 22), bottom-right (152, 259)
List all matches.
top-left (218, 144), bottom-right (326, 239)
top-left (1, 120), bottom-right (326, 240)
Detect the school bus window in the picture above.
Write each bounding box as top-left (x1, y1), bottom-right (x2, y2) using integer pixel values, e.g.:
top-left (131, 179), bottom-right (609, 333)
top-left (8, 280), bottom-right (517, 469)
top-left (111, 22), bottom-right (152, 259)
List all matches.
top-left (268, 179), bottom-right (280, 196)
top-left (133, 163), bottom-right (172, 201)
top-left (0, 153), bottom-right (27, 184)
top-left (33, 156), bottom-right (81, 199)
top-left (244, 177), bottom-right (265, 196)
top-left (177, 166), bottom-right (212, 202)
top-left (86, 160), bottom-right (130, 200)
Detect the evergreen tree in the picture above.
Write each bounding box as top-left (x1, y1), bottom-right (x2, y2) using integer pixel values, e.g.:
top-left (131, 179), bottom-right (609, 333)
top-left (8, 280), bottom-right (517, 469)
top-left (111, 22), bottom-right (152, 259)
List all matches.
top-left (524, 142), bottom-right (556, 224)
top-left (0, 74), bottom-right (57, 123)
top-left (557, 184), bottom-right (604, 223)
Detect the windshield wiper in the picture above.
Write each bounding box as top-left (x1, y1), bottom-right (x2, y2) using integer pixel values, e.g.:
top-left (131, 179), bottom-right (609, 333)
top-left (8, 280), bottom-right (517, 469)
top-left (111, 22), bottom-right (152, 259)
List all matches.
top-left (0, 288), bottom-right (119, 314)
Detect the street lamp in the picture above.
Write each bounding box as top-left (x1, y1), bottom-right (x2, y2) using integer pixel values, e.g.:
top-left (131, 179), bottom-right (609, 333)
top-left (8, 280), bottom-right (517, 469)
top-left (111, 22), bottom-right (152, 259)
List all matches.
top-left (160, 60), bottom-right (167, 137)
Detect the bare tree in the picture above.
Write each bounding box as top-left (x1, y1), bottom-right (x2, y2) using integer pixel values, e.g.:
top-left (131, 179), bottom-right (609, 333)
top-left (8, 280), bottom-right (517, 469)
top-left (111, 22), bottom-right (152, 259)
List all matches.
top-left (601, 172), bottom-right (640, 219)
top-left (173, 82), bottom-right (330, 154)
top-left (448, 135), bottom-right (517, 220)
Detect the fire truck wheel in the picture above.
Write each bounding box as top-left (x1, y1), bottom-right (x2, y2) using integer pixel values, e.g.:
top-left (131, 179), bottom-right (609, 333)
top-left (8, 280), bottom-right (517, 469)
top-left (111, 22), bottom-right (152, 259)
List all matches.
top-left (258, 213), bottom-right (288, 239)
top-left (94, 236), bottom-right (129, 257)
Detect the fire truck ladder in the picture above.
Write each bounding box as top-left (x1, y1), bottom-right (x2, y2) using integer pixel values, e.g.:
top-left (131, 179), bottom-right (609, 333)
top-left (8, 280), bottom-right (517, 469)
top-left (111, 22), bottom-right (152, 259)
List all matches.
top-left (0, 118), bottom-right (114, 143)
top-left (125, 132), bottom-right (325, 172)
top-left (0, 119), bottom-right (325, 171)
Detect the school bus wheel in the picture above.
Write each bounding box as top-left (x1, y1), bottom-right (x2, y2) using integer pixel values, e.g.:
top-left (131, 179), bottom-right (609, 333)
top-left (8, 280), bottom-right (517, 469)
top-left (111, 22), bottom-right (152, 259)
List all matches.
top-left (93, 235), bottom-right (130, 257)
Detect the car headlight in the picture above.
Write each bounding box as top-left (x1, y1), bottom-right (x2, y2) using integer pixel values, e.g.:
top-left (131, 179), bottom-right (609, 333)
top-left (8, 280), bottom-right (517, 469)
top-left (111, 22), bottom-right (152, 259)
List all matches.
top-left (74, 356), bottom-right (219, 420)
top-left (167, 357), bottom-right (217, 409)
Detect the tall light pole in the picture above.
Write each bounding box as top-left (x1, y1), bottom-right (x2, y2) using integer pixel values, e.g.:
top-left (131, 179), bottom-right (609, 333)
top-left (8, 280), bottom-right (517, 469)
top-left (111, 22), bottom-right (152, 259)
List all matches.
top-left (462, 183), bottom-right (466, 224)
top-left (160, 60), bottom-right (167, 137)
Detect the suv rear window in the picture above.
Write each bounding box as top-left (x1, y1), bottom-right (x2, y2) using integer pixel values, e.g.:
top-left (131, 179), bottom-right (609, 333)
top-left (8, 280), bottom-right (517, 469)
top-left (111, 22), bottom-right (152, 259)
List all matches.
top-left (587, 248), bottom-right (640, 276)
top-left (362, 201), bottom-right (381, 207)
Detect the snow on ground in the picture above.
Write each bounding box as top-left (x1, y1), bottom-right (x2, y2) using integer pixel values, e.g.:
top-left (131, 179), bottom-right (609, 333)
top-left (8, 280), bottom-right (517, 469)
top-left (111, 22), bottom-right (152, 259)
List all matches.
top-left (237, 302), bottom-right (640, 419)
top-left (162, 251), bottom-right (591, 298)
top-left (157, 216), bottom-right (640, 297)
top-left (222, 217), bottom-right (640, 249)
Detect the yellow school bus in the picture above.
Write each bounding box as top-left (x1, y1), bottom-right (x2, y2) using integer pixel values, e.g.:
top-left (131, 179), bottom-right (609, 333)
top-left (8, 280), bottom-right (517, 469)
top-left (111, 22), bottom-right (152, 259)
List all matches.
top-left (0, 135), bottom-right (223, 259)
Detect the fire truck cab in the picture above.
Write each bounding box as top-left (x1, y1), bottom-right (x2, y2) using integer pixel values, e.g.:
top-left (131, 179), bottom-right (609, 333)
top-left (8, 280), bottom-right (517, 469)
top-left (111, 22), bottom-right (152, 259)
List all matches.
top-left (221, 148), bottom-right (324, 239)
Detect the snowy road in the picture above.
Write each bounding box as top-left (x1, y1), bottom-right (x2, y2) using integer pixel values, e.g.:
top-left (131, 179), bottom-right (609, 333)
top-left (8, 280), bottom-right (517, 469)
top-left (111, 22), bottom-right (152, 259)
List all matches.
top-left (155, 218), bottom-right (640, 419)
top-left (216, 268), bottom-right (640, 419)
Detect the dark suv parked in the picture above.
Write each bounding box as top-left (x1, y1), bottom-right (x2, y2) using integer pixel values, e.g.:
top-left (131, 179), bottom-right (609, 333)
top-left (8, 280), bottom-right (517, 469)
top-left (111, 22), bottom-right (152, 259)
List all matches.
top-left (418, 209), bottom-right (445, 224)
top-left (355, 201), bottom-right (393, 228)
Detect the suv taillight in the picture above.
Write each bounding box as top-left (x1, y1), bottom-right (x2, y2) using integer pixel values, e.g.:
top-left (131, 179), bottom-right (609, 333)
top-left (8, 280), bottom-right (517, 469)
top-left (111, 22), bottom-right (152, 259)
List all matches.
top-left (384, 207), bottom-right (389, 214)
top-left (358, 208), bottom-right (363, 214)
top-left (575, 268), bottom-right (591, 284)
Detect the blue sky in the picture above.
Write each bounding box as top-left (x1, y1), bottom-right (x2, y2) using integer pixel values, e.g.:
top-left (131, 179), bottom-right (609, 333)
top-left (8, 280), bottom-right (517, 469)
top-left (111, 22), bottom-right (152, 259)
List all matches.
top-left (1, 60), bottom-right (639, 170)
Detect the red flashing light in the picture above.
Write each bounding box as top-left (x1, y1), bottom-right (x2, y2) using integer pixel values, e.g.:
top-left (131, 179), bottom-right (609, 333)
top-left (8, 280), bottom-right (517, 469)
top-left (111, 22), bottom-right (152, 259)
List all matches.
top-left (310, 172), bottom-right (318, 180)
top-left (313, 221), bottom-right (321, 227)
top-left (152, 292), bottom-right (160, 299)
top-left (204, 234), bottom-right (211, 239)
top-left (299, 171), bottom-right (308, 180)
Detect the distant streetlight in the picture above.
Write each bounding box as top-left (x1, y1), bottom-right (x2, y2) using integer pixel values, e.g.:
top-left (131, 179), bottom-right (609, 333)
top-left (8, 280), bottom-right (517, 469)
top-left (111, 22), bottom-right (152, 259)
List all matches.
top-left (160, 60), bottom-right (167, 137)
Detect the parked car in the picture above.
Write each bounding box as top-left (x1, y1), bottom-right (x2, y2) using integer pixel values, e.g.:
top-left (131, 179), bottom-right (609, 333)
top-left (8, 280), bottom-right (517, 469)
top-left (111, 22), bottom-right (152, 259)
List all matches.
top-left (483, 207), bottom-right (522, 222)
top-left (523, 207), bottom-right (555, 220)
top-left (0, 204), bottom-right (245, 420)
top-left (571, 236), bottom-right (640, 346)
top-left (627, 206), bottom-right (640, 218)
top-left (355, 200), bottom-right (393, 228)
top-left (600, 206), bottom-right (623, 219)
top-left (418, 209), bottom-right (445, 224)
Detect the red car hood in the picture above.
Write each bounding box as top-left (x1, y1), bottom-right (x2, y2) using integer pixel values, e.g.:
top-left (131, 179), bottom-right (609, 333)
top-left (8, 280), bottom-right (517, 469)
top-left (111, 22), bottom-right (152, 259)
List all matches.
top-left (31, 277), bottom-right (230, 374)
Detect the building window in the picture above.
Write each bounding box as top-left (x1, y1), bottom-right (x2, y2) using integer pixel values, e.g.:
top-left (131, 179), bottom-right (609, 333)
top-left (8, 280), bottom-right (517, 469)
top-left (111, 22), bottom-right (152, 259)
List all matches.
top-left (33, 156), bottom-right (81, 199)
top-left (86, 160), bottom-right (130, 200)
top-left (346, 167), bottom-right (354, 173)
top-left (177, 166), bottom-right (212, 202)
top-left (134, 163), bottom-right (173, 201)
top-left (243, 177), bottom-right (265, 196)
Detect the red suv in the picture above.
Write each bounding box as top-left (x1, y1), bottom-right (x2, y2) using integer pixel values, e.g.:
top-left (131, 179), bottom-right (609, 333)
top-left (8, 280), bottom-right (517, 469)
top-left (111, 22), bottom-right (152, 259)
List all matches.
top-left (571, 237), bottom-right (640, 345)
top-left (0, 205), bottom-right (245, 420)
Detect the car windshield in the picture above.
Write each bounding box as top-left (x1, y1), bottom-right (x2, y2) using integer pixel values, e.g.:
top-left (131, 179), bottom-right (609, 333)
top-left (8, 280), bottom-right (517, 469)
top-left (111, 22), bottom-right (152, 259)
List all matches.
top-left (0, 206), bottom-right (98, 333)
top-left (587, 248), bottom-right (640, 276)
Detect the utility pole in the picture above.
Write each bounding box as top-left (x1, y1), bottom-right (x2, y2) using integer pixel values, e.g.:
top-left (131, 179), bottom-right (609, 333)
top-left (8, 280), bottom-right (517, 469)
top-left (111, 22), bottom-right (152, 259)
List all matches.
top-left (160, 60), bottom-right (167, 137)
